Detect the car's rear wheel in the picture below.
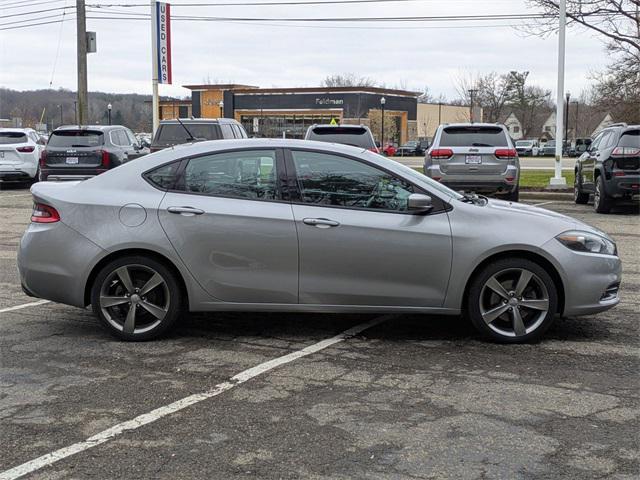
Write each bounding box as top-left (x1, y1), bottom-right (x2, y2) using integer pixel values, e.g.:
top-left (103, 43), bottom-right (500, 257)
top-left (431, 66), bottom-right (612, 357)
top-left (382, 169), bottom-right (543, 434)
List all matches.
top-left (91, 256), bottom-right (182, 341)
top-left (467, 258), bottom-right (558, 343)
top-left (504, 186), bottom-right (519, 202)
top-left (574, 171), bottom-right (589, 204)
top-left (594, 175), bottom-right (613, 214)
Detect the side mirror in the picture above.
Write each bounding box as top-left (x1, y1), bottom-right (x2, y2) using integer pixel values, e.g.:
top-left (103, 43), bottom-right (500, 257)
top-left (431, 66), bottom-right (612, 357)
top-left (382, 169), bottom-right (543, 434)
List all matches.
top-left (408, 193), bottom-right (433, 213)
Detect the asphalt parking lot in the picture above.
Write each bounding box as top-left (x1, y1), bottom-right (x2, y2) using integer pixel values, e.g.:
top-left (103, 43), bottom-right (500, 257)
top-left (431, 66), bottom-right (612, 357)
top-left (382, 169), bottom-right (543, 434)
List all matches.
top-left (0, 185), bottom-right (638, 479)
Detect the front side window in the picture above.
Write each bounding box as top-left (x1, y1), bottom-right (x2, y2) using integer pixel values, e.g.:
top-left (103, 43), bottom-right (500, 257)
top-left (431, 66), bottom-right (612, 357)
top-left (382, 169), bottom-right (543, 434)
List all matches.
top-left (291, 150), bottom-right (415, 212)
top-left (181, 150), bottom-right (278, 200)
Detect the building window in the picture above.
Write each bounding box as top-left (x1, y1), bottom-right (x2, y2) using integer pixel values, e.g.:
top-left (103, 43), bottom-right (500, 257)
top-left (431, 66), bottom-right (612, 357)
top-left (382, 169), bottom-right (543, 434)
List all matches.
top-left (513, 126), bottom-right (520, 133)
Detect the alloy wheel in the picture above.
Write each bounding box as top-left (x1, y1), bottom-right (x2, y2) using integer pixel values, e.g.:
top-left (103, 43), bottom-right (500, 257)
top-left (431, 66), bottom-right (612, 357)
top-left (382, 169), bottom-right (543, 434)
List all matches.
top-left (479, 268), bottom-right (550, 338)
top-left (594, 181), bottom-right (601, 208)
top-left (99, 264), bottom-right (170, 335)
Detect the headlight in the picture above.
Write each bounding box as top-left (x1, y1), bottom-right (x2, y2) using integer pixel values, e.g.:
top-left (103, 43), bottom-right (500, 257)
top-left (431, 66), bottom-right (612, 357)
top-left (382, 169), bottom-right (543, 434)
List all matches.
top-left (556, 230), bottom-right (617, 256)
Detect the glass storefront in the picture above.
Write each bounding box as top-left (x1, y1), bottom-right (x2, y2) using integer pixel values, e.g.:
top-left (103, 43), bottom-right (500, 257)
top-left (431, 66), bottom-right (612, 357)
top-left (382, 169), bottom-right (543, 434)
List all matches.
top-left (240, 114), bottom-right (339, 139)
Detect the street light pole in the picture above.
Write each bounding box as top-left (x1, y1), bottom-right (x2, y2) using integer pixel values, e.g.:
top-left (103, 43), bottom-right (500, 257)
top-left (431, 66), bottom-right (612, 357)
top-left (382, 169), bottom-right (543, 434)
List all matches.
top-left (380, 97), bottom-right (386, 149)
top-left (574, 100), bottom-right (579, 138)
top-left (58, 104), bottom-right (63, 128)
top-left (550, 0), bottom-right (567, 187)
top-left (564, 91), bottom-right (570, 149)
top-left (107, 103), bottom-right (112, 125)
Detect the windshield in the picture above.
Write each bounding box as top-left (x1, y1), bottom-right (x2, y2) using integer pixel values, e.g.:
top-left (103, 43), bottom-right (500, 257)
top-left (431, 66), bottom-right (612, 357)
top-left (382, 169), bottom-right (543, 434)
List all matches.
top-left (306, 127), bottom-right (375, 149)
top-left (546, 141), bottom-right (556, 147)
top-left (0, 132), bottom-right (28, 144)
top-left (440, 126), bottom-right (508, 147)
top-left (155, 123), bottom-right (221, 144)
top-left (48, 130), bottom-right (104, 147)
top-left (516, 141), bottom-right (533, 147)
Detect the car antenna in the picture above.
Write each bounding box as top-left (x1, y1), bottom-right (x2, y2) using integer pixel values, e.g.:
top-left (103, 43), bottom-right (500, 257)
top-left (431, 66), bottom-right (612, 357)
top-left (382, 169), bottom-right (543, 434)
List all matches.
top-left (176, 118), bottom-right (196, 142)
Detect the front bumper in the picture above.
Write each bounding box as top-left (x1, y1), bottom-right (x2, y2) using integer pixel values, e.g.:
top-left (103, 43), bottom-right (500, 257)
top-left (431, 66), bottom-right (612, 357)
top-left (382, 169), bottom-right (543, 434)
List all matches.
top-left (542, 237), bottom-right (622, 316)
top-left (18, 221), bottom-right (105, 307)
top-left (424, 164), bottom-right (518, 194)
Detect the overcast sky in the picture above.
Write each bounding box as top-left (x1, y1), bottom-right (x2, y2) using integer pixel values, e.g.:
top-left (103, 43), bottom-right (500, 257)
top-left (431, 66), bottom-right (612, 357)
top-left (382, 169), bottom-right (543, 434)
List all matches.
top-left (0, 0), bottom-right (611, 101)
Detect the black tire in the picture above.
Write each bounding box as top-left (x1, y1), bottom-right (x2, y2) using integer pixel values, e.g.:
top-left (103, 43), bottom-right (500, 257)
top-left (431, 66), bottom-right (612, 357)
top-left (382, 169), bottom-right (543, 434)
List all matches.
top-left (466, 257), bottom-right (558, 343)
top-left (594, 175), bottom-right (613, 214)
top-left (574, 170), bottom-right (589, 204)
top-left (504, 185), bottom-right (519, 202)
top-left (90, 256), bottom-right (183, 341)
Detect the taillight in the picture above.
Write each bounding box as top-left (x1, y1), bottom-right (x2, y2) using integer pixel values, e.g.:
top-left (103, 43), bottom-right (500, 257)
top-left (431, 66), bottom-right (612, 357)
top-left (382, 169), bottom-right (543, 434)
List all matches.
top-left (101, 150), bottom-right (110, 168)
top-left (17, 146), bottom-right (35, 153)
top-left (495, 149), bottom-right (518, 159)
top-left (31, 203), bottom-right (60, 223)
top-left (39, 150), bottom-right (47, 167)
top-left (611, 147), bottom-right (640, 157)
top-left (430, 148), bottom-right (453, 160)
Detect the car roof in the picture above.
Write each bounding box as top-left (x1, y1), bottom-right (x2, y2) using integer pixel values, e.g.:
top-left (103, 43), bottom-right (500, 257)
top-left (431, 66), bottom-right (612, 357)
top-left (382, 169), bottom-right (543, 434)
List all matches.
top-left (310, 124), bottom-right (369, 130)
top-left (441, 123), bottom-right (507, 129)
top-left (159, 118), bottom-right (237, 124)
top-left (0, 127), bottom-right (35, 133)
top-left (54, 125), bottom-right (124, 132)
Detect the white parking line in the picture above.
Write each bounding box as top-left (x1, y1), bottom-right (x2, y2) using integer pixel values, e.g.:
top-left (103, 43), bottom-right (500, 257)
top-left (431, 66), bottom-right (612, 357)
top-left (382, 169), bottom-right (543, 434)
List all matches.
top-left (533, 201), bottom-right (555, 207)
top-left (0, 300), bottom-right (50, 314)
top-left (0, 314), bottom-right (391, 480)
top-left (0, 193), bottom-right (32, 198)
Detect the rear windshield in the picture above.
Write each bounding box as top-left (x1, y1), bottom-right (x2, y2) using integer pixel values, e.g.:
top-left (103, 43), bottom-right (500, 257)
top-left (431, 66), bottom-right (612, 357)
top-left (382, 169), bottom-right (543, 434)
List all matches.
top-left (439, 126), bottom-right (508, 147)
top-left (618, 130), bottom-right (640, 148)
top-left (155, 124), bottom-right (221, 144)
top-left (0, 132), bottom-right (27, 144)
top-left (575, 138), bottom-right (591, 145)
top-left (516, 140), bottom-right (533, 146)
top-left (306, 127), bottom-right (374, 149)
top-left (49, 131), bottom-right (104, 147)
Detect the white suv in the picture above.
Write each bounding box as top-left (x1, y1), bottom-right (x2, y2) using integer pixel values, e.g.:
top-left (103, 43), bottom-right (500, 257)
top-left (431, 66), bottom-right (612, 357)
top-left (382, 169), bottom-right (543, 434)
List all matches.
top-left (0, 128), bottom-right (44, 184)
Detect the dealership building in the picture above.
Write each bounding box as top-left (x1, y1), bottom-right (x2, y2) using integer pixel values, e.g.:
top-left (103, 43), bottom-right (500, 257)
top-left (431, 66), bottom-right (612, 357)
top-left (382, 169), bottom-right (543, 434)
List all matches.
top-left (159, 84), bottom-right (473, 143)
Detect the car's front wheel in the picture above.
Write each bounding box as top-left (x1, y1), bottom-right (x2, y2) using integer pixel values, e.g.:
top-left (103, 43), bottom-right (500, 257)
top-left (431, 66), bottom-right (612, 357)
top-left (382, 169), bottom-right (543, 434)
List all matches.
top-left (467, 258), bottom-right (558, 343)
top-left (91, 256), bottom-right (183, 341)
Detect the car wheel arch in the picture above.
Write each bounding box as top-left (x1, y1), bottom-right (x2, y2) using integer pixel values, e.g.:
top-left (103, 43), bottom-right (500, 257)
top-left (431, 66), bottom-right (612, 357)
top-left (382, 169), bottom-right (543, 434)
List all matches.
top-left (84, 248), bottom-right (189, 308)
top-left (460, 250), bottom-right (565, 316)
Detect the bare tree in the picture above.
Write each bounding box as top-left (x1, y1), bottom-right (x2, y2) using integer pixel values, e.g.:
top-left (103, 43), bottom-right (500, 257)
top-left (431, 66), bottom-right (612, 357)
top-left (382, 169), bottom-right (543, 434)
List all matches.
top-left (505, 71), bottom-right (553, 137)
top-left (455, 71), bottom-right (512, 122)
top-left (322, 74), bottom-right (376, 88)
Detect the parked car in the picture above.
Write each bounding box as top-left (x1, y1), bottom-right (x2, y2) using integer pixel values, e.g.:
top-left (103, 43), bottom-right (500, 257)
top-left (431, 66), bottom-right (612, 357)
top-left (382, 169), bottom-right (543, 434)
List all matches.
top-left (569, 137), bottom-right (592, 157)
top-left (0, 128), bottom-right (45, 184)
top-left (542, 140), bottom-right (557, 156)
top-left (304, 124), bottom-right (378, 152)
top-left (381, 142), bottom-right (397, 156)
top-left (150, 118), bottom-right (247, 153)
top-left (396, 140), bottom-right (427, 157)
top-left (574, 123), bottom-right (639, 213)
top-left (40, 125), bottom-right (144, 182)
top-left (19, 139), bottom-right (621, 343)
top-left (424, 123), bottom-right (520, 201)
top-left (515, 139), bottom-right (540, 157)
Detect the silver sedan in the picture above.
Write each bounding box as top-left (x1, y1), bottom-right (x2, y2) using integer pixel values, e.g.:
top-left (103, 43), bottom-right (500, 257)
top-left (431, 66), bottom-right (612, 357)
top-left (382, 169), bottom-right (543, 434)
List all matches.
top-left (18, 139), bottom-right (621, 343)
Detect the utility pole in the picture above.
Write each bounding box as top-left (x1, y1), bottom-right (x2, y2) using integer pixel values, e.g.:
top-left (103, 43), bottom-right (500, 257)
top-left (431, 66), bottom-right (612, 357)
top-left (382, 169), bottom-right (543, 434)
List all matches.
top-left (550, 0), bottom-right (567, 187)
top-left (76, 0), bottom-right (88, 125)
top-left (468, 89), bottom-right (477, 123)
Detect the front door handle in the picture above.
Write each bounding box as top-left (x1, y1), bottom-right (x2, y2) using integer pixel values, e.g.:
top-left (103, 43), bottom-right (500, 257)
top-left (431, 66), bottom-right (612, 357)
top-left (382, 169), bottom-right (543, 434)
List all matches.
top-left (167, 206), bottom-right (205, 216)
top-left (303, 218), bottom-right (340, 228)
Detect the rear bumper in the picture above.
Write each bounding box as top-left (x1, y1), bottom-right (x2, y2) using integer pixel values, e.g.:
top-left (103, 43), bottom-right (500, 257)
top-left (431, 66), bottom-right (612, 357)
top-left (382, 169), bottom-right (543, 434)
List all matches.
top-left (18, 221), bottom-right (105, 307)
top-left (424, 164), bottom-right (518, 194)
top-left (41, 167), bottom-right (107, 181)
top-left (0, 163), bottom-right (37, 181)
top-left (605, 173), bottom-right (640, 198)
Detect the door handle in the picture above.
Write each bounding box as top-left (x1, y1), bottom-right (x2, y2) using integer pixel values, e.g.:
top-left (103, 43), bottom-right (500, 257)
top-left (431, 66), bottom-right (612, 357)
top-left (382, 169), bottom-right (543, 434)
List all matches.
top-left (167, 206), bottom-right (205, 216)
top-left (303, 218), bottom-right (340, 228)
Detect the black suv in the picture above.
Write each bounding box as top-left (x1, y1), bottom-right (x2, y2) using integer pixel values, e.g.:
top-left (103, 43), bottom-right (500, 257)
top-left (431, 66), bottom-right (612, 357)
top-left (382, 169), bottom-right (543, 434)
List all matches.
top-left (41, 125), bottom-right (144, 181)
top-left (574, 123), bottom-right (639, 213)
top-left (150, 118), bottom-right (247, 153)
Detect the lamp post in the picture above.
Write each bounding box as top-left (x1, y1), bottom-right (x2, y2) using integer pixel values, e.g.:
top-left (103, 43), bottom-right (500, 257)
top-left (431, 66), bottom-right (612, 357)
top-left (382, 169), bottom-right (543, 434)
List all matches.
top-left (380, 97), bottom-right (386, 148)
top-left (107, 103), bottom-right (112, 125)
top-left (468, 89), bottom-right (477, 123)
top-left (219, 100), bottom-right (224, 118)
top-left (549, 0), bottom-right (567, 187)
top-left (564, 91), bottom-right (570, 150)
top-left (573, 100), bottom-right (579, 138)
top-left (58, 104), bottom-right (63, 128)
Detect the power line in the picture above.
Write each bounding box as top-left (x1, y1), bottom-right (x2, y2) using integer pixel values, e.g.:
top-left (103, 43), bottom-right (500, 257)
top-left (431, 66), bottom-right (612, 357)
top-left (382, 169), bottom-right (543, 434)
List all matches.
top-left (0, 0), bottom-right (63, 9)
top-left (0, 6), bottom-right (72, 18)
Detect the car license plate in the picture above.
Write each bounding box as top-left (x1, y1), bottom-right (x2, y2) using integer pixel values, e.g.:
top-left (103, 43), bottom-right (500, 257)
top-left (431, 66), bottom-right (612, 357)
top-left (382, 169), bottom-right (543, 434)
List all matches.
top-left (466, 155), bottom-right (482, 164)
top-left (66, 157), bottom-right (79, 164)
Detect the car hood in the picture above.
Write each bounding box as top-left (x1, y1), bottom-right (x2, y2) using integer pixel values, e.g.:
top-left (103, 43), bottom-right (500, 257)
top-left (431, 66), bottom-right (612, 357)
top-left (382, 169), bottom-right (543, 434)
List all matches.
top-left (484, 198), bottom-right (610, 238)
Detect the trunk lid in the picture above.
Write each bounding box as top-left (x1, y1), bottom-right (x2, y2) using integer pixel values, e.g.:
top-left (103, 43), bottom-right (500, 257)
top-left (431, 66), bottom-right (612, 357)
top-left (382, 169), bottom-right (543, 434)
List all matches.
top-left (45, 130), bottom-right (105, 167)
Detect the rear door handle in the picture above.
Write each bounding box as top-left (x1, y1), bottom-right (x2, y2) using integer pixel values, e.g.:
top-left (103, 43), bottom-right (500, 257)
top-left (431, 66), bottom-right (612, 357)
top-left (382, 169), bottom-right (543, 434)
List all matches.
top-left (303, 218), bottom-right (340, 228)
top-left (167, 206), bottom-right (205, 216)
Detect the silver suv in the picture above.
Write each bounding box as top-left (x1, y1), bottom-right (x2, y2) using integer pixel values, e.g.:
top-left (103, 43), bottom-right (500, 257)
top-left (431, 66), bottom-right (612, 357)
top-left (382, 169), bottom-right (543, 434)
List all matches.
top-left (424, 123), bottom-right (520, 201)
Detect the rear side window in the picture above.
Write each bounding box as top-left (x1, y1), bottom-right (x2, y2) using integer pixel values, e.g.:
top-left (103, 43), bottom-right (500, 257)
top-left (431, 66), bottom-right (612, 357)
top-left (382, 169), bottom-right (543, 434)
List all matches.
top-left (145, 162), bottom-right (181, 190)
top-left (306, 127), bottom-right (375, 149)
top-left (0, 132), bottom-right (27, 144)
top-left (618, 130), bottom-right (640, 148)
top-left (48, 131), bottom-right (104, 147)
top-left (439, 127), bottom-right (508, 147)
top-left (155, 124), bottom-right (221, 144)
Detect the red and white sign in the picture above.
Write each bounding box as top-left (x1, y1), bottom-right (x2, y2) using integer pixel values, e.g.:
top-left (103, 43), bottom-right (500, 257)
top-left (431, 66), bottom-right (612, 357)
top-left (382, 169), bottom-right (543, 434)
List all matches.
top-left (155, 2), bottom-right (172, 84)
